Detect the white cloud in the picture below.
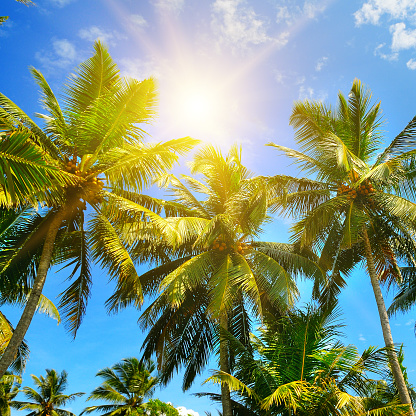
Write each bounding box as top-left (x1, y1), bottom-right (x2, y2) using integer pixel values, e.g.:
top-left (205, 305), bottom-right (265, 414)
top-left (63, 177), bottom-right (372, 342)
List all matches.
top-left (48, 0), bottom-right (74, 6)
top-left (358, 334), bottom-right (366, 341)
top-left (407, 58), bottom-right (416, 69)
top-left (35, 38), bottom-right (77, 71)
top-left (374, 42), bottom-right (398, 60)
top-left (211, 0), bottom-right (286, 52)
top-left (78, 26), bottom-right (126, 46)
top-left (119, 58), bottom-right (161, 80)
top-left (130, 14), bottom-right (148, 28)
top-left (276, 6), bottom-right (291, 23)
top-left (354, 0), bottom-right (416, 26)
top-left (151, 0), bottom-right (185, 13)
top-left (176, 406), bottom-right (199, 416)
top-left (298, 84), bottom-right (327, 102)
top-left (303, 1), bottom-right (327, 19)
top-left (276, 1), bottom-right (328, 25)
top-left (315, 56), bottom-right (328, 71)
top-left (405, 319), bottom-right (415, 325)
top-left (53, 38), bottom-right (77, 60)
top-left (354, 2), bottom-right (416, 66)
top-left (274, 70), bottom-right (286, 84)
top-left (390, 22), bottom-right (416, 51)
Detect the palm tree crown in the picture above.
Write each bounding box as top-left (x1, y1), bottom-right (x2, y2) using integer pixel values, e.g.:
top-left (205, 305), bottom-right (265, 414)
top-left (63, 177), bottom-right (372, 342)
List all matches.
top-left (207, 305), bottom-right (413, 416)
top-left (13, 368), bottom-right (83, 416)
top-left (268, 78), bottom-right (416, 412)
top-left (125, 145), bottom-right (322, 416)
top-left (81, 358), bottom-right (160, 416)
top-left (0, 40), bottom-right (197, 377)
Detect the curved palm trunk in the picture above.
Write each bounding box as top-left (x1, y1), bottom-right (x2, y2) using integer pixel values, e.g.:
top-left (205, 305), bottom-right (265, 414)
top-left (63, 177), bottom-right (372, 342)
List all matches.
top-left (0, 205), bottom-right (70, 378)
top-left (219, 312), bottom-right (233, 416)
top-left (362, 228), bottom-right (414, 415)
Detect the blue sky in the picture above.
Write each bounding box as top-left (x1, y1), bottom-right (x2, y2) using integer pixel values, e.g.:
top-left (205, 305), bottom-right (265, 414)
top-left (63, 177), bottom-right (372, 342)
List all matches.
top-left (2, 0), bottom-right (416, 414)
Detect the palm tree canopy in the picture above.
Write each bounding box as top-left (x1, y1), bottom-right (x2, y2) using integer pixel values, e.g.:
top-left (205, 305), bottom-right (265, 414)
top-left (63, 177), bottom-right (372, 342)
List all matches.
top-left (127, 145), bottom-right (323, 390)
top-left (207, 305), bottom-right (413, 416)
top-left (267, 79), bottom-right (416, 302)
top-left (0, 40), bottom-right (198, 337)
top-left (13, 368), bottom-right (83, 416)
top-left (267, 79), bottom-right (416, 412)
top-left (81, 358), bottom-right (161, 416)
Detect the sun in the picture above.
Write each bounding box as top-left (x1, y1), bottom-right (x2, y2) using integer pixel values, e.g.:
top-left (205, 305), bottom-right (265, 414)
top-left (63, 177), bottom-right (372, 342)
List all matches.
top-left (182, 90), bottom-right (214, 122)
top-left (177, 87), bottom-right (218, 125)
top-left (159, 70), bottom-right (239, 144)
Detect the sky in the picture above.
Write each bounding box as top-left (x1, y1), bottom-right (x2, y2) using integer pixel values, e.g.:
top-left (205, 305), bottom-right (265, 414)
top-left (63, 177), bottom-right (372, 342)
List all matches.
top-left (1, 0), bottom-right (416, 415)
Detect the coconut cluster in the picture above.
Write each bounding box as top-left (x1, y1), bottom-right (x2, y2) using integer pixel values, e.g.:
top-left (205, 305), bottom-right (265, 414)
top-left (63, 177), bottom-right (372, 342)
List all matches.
top-left (65, 160), bottom-right (104, 206)
top-left (211, 237), bottom-right (250, 254)
top-left (337, 181), bottom-right (375, 199)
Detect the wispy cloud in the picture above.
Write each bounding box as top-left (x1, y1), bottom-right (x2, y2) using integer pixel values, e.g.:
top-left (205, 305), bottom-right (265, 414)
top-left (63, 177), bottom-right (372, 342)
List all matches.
top-left (129, 14), bottom-right (148, 28)
top-left (298, 80), bottom-right (327, 102)
top-left (119, 57), bottom-right (161, 80)
top-left (78, 26), bottom-right (126, 46)
top-left (374, 43), bottom-right (398, 61)
top-left (151, 0), bottom-right (185, 14)
top-left (276, 1), bottom-right (329, 26)
top-left (48, 0), bottom-right (75, 7)
top-left (407, 58), bottom-right (416, 69)
top-left (211, 0), bottom-right (286, 53)
top-left (315, 56), bottom-right (328, 71)
top-left (35, 38), bottom-right (77, 72)
top-left (358, 334), bottom-right (366, 341)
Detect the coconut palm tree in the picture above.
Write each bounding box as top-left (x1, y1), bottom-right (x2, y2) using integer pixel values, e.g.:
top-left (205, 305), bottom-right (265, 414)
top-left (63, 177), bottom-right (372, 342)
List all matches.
top-left (81, 358), bottom-right (164, 416)
top-left (0, 40), bottom-right (197, 377)
top-left (13, 368), bottom-right (83, 416)
top-left (206, 305), bottom-right (413, 416)
top-left (123, 145), bottom-right (323, 416)
top-left (0, 372), bottom-right (21, 416)
top-left (267, 79), bottom-right (416, 412)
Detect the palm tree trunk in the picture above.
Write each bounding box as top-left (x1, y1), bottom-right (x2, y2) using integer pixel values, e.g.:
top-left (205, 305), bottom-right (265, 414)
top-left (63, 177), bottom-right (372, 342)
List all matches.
top-left (0, 205), bottom-right (70, 378)
top-left (219, 312), bottom-right (233, 416)
top-left (362, 228), bottom-right (414, 415)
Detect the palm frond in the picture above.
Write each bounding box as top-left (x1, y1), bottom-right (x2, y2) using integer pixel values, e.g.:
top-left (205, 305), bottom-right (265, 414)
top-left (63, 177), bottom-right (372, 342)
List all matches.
top-left (88, 212), bottom-right (142, 311)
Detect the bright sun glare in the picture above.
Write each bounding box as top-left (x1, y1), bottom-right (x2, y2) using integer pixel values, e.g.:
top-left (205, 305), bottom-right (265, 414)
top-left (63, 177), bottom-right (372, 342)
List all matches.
top-left (162, 77), bottom-right (230, 142)
top-left (180, 90), bottom-right (216, 122)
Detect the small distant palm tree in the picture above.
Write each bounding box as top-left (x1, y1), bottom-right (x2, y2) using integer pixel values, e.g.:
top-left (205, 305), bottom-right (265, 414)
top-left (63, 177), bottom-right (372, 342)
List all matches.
top-left (81, 358), bottom-right (160, 416)
top-left (0, 372), bottom-right (21, 416)
top-left (13, 368), bottom-right (83, 416)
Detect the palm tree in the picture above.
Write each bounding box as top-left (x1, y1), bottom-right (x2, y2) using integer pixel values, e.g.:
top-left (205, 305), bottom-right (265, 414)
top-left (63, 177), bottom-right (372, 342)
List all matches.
top-left (206, 305), bottom-right (412, 416)
top-left (0, 372), bottom-right (21, 416)
top-left (123, 145), bottom-right (322, 416)
top-left (0, 40), bottom-right (197, 377)
top-left (268, 79), bottom-right (416, 412)
top-left (13, 368), bottom-right (83, 416)
top-left (81, 358), bottom-right (162, 416)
